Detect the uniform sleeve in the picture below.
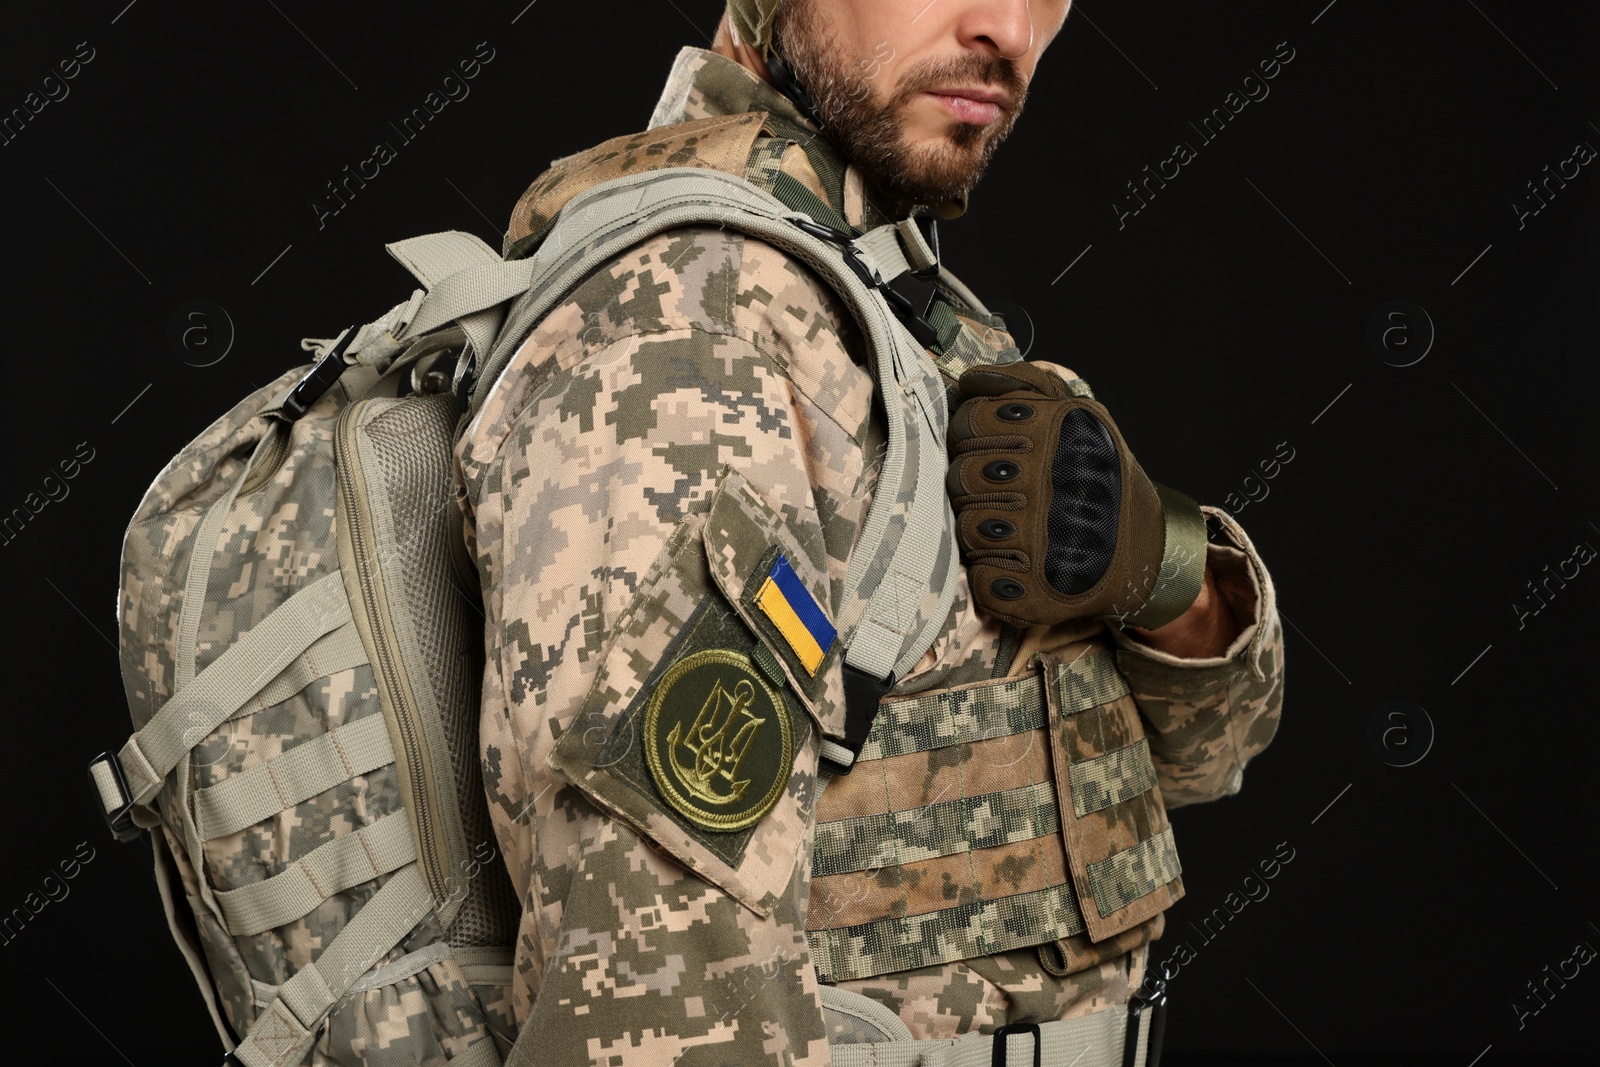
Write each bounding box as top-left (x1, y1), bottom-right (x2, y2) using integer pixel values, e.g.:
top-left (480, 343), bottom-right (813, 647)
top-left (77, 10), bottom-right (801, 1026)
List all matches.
top-left (474, 322), bottom-right (836, 1067)
top-left (1105, 506), bottom-right (1285, 808)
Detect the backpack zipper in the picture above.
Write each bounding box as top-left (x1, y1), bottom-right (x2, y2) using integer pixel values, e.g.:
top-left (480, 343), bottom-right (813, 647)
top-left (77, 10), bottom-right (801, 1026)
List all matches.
top-left (331, 401), bottom-right (451, 914)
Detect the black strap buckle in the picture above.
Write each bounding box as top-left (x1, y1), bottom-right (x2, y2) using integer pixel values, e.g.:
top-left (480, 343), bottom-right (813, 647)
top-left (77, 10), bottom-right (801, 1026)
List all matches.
top-left (1123, 976), bottom-right (1169, 1067)
top-left (283, 327), bottom-right (358, 422)
top-left (453, 348), bottom-right (479, 413)
top-left (787, 216), bottom-right (944, 348)
top-left (819, 664), bottom-right (894, 777)
top-left (991, 1021), bottom-right (1042, 1067)
top-left (882, 271), bottom-right (941, 348)
top-left (87, 751), bottom-right (140, 843)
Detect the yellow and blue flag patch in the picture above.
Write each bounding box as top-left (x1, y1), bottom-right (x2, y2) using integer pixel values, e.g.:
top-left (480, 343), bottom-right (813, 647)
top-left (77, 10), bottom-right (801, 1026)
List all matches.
top-left (752, 553), bottom-right (836, 676)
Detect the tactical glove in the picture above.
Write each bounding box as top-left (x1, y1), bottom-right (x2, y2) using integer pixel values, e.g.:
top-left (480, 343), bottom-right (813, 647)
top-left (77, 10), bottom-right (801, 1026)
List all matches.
top-left (946, 361), bottom-right (1209, 630)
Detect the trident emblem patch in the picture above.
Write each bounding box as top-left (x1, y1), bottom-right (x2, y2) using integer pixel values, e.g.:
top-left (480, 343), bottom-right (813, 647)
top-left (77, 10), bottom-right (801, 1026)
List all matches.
top-left (645, 648), bottom-right (792, 831)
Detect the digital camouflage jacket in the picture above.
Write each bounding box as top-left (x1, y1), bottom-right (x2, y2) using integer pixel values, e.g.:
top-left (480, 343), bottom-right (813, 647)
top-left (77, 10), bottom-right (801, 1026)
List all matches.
top-left (454, 46), bottom-right (1285, 1067)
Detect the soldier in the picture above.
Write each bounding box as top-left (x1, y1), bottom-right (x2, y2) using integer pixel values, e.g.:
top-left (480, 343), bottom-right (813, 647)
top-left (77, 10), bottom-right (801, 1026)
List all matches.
top-left (453, 1), bottom-right (1284, 1064)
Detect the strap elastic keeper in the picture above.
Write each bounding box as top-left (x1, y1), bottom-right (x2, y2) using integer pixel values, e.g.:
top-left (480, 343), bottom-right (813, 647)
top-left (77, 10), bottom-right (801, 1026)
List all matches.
top-left (894, 218), bottom-right (939, 273)
top-left (1124, 974), bottom-right (1168, 1067)
top-left (87, 752), bottom-right (140, 843)
top-left (992, 1021), bottom-right (1042, 1067)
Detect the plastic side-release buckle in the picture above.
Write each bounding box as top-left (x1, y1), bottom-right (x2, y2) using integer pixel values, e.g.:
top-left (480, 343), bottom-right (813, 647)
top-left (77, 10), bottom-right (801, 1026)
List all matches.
top-left (87, 751), bottom-right (140, 844)
top-left (282, 327), bottom-right (358, 422)
top-left (788, 213), bottom-right (944, 350)
top-left (883, 271), bottom-right (940, 348)
top-left (1123, 976), bottom-right (1169, 1067)
top-left (991, 1021), bottom-right (1042, 1067)
top-left (818, 664), bottom-right (894, 778)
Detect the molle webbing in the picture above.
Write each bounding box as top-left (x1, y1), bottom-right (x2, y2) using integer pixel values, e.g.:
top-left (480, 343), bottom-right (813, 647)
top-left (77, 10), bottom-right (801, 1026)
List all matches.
top-left (805, 667), bottom-right (1092, 983)
top-left (805, 651), bottom-right (1181, 983)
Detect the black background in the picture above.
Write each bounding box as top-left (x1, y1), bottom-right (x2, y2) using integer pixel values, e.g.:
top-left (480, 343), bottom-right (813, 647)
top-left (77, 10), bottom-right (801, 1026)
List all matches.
top-left (3, 1), bottom-right (1596, 1063)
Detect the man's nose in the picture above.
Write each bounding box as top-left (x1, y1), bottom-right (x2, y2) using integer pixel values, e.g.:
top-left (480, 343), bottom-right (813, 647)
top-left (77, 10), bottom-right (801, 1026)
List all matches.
top-left (954, 0), bottom-right (1035, 62)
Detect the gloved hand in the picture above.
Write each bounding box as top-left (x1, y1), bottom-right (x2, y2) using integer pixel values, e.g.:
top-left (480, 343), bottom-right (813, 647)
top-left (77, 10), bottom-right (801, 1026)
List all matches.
top-left (945, 360), bottom-right (1209, 630)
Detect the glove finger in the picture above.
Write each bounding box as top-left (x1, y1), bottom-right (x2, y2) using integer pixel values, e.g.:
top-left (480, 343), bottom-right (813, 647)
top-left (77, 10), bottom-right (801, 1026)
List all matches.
top-left (951, 393), bottom-right (1056, 454)
top-left (946, 448), bottom-right (1030, 500)
top-left (966, 559), bottom-right (1051, 628)
top-left (947, 397), bottom-right (983, 451)
top-left (953, 500), bottom-right (1026, 556)
top-left (957, 360), bottom-right (1076, 400)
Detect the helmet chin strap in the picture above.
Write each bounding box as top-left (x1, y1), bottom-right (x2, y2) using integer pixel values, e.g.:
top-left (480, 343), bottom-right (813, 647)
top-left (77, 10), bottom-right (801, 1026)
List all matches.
top-left (764, 44), bottom-right (826, 130)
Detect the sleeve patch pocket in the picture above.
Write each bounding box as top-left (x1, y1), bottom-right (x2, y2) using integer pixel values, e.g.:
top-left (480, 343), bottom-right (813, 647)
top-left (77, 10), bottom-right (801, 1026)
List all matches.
top-left (548, 468), bottom-right (827, 916)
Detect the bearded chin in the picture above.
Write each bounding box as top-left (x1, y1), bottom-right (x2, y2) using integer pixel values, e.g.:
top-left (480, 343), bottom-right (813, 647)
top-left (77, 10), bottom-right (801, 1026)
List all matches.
top-left (774, 7), bottom-right (1023, 207)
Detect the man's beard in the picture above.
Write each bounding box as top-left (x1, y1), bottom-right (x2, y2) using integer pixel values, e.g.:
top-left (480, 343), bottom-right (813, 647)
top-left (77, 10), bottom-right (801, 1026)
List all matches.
top-left (773, 0), bottom-right (1028, 206)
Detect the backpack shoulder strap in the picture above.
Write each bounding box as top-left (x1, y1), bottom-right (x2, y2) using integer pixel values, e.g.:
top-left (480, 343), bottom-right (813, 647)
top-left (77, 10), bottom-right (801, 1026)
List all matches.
top-left (464, 167), bottom-right (960, 772)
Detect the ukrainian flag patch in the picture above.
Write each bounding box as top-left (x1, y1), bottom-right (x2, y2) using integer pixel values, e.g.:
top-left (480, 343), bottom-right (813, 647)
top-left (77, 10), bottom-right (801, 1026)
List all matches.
top-left (752, 553), bottom-right (836, 676)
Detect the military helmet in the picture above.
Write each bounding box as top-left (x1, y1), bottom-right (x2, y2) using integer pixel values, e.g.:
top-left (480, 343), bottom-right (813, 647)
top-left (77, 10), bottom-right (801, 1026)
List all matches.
top-left (727, 0), bottom-right (782, 54)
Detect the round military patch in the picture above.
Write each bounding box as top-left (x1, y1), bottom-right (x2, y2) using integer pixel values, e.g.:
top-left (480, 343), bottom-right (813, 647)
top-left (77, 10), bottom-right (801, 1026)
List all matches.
top-left (643, 648), bottom-right (793, 832)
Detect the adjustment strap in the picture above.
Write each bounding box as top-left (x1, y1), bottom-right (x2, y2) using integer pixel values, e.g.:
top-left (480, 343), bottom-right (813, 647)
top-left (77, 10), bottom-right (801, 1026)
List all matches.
top-left (768, 170), bottom-right (851, 233)
top-left (108, 572), bottom-right (354, 812)
top-left (227, 864), bottom-right (434, 1067)
top-left (214, 809), bottom-right (417, 936)
top-left (385, 231), bottom-right (500, 288)
top-left (854, 225), bottom-right (915, 280)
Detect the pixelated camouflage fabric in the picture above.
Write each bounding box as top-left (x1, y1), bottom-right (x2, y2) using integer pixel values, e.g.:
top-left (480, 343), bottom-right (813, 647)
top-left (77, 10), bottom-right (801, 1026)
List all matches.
top-left (450, 44), bottom-right (1286, 1064)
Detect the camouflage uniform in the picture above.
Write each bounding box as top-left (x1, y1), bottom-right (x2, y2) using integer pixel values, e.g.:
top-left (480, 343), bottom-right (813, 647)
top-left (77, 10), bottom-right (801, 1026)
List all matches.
top-left (454, 47), bottom-right (1284, 1067)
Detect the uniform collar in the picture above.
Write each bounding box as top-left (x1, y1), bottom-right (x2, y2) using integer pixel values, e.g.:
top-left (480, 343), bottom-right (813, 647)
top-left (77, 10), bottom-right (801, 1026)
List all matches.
top-left (647, 47), bottom-right (969, 223)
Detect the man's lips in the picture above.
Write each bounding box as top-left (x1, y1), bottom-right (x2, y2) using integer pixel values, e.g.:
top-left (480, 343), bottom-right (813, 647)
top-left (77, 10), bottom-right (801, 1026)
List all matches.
top-left (922, 87), bottom-right (1008, 125)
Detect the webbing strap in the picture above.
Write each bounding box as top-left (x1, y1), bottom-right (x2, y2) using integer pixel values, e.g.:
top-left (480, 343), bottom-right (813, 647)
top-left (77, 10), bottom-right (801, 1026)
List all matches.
top-left (230, 864), bottom-right (435, 1067)
top-left (825, 1006), bottom-right (1147, 1067)
top-left (856, 669), bottom-right (1057, 763)
top-left (385, 231), bottom-right (500, 288)
top-left (239, 621), bottom-right (369, 722)
top-left (113, 572), bottom-right (353, 808)
top-left (1070, 739), bottom-right (1159, 818)
top-left (446, 1038), bottom-right (506, 1067)
top-left (396, 257), bottom-right (532, 350)
top-left (214, 809), bottom-right (417, 936)
top-left (336, 231), bottom-right (531, 372)
top-left (854, 224), bottom-right (915, 282)
top-left (894, 218), bottom-right (939, 272)
top-left (812, 780), bottom-right (1059, 878)
top-left (1087, 826), bottom-right (1183, 918)
top-left (194, 713), bottom-right (393, 841)
top-left (176, 428), bottom-right (285, 692)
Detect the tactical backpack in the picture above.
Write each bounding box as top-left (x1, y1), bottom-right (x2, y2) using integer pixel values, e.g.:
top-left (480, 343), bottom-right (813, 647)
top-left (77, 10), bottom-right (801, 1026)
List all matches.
top-left (88, 156), bottom-right (967, 1066)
